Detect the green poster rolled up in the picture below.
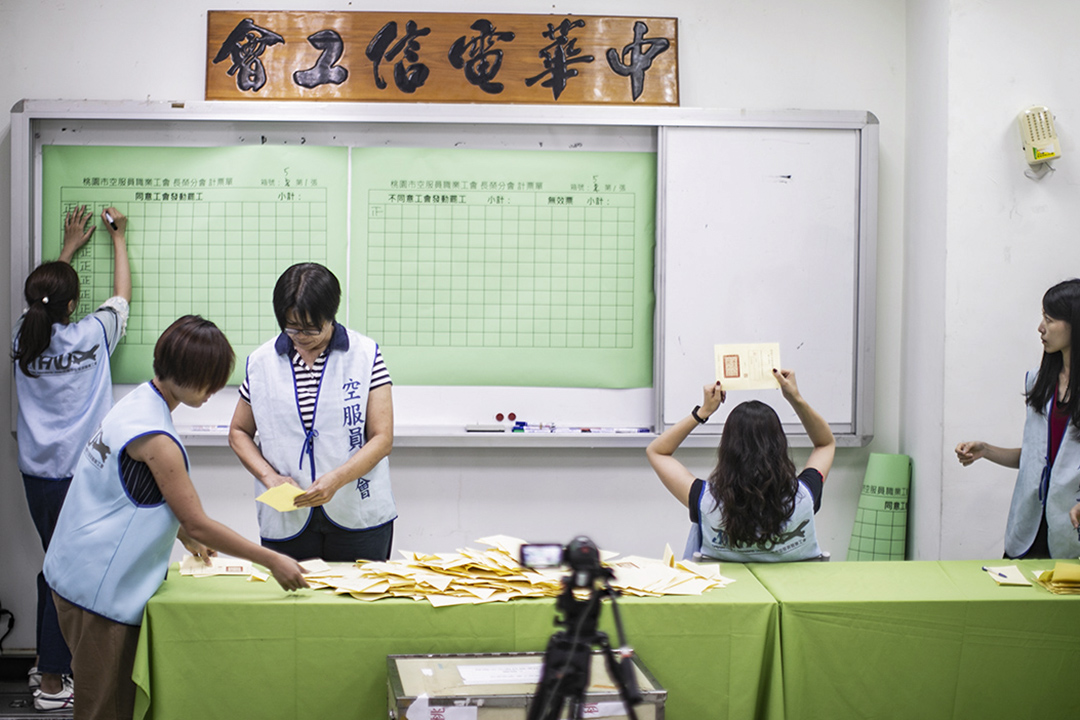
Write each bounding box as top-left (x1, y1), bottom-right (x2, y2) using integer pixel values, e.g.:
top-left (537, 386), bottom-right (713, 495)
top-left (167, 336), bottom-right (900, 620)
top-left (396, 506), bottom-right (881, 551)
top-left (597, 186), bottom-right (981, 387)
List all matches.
top-left (846, 453), bottom-right (911, 561)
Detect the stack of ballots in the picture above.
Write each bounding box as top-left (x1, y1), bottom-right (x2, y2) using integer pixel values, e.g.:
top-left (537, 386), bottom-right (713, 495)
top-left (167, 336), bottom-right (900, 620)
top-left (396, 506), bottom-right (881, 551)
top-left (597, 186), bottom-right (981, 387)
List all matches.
top-left (232, 535), bottom-right (736, 607)
top-left (1034, 562), bottom-right (1080, 595)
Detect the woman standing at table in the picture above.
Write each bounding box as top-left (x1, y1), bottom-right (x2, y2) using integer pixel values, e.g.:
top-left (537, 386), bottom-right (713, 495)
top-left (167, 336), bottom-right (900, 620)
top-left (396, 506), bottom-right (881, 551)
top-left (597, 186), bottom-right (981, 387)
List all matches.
top-left (956, 278), bottom-right (1080, 559)
top-left (229, 262), bottom-right (396, 562)
top-left (12, 206), bottom-right (129, 710)
top-left (647, 369), bottom-right (835, 561)
top-left (43, 316), bottom-right (308, 720)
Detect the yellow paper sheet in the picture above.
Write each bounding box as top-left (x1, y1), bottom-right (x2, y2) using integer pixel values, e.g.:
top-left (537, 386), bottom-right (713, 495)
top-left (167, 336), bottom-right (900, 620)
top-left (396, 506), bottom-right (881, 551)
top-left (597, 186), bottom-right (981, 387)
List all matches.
top-left (299, 558), bottom-right (332, 574)
top-left (714, 343), bottom-right (782, 390)
top-left (1050, 561), bottom-right (1080, 584)
top-left (1033, 563), bottom-right (1080, 594)
top-left (255, 483), bottom-right (304, 512)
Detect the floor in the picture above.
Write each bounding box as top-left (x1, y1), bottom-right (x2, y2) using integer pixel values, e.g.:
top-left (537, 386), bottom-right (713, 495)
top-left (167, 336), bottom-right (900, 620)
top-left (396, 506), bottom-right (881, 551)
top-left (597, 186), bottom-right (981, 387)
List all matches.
top-left (0, 656), bottom-right (71, 720)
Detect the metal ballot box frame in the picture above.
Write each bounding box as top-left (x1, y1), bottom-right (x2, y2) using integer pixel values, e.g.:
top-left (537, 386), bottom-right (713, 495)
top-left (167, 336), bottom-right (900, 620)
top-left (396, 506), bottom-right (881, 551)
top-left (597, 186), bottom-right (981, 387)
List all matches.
top-left (387, 652), bottom-right (666, 720)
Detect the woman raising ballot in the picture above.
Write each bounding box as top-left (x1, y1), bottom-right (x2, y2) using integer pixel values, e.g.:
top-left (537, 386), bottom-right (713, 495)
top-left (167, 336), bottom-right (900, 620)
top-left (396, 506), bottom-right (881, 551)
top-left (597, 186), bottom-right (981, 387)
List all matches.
top-left (956, 278), bottom-right (1080, 559)
top-left (229, 262), bottom-right (396, 562)
top-left (647, 369), bottom-right (835, 562)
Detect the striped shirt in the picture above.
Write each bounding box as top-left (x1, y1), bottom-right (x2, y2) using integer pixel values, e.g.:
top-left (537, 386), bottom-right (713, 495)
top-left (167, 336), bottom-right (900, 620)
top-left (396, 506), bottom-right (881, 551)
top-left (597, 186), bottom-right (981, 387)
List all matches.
top-left (120, 449), bottom-right (165, 507)
top-left (240, 333), bottom-right (390, 431)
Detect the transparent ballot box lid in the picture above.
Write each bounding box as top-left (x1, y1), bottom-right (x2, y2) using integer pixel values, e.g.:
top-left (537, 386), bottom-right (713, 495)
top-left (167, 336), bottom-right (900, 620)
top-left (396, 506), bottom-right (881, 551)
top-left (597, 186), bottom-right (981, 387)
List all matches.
top-left (387, 651), bottom-right (665, 720)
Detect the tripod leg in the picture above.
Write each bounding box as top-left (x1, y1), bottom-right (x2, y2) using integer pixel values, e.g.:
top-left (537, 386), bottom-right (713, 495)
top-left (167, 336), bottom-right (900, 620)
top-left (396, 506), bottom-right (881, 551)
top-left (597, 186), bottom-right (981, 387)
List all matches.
top-left (596, 634), bottom-right (640, 720)
top-left (528, 632), bottom-right (591, 720)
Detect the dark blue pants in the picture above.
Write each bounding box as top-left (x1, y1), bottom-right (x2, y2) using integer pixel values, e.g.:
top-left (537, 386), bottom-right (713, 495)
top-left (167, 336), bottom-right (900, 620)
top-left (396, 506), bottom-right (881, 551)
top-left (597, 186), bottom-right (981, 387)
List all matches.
top-left (22, 474), bottom-right (73, 676)
top-left (261, 507), bottom-right (393, 562)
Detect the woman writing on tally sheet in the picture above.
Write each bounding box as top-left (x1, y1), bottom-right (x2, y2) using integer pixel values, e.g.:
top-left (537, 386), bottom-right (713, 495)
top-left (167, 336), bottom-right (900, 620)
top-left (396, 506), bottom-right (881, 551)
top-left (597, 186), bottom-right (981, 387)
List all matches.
top-left (44, 316), bottom-right (308, 720)
top-left (956, 278), bottom-right (1080, 559)
top-left (12, 205), bottom-right (130, 710)
top-left (647, 369), bottom-right (835, 562)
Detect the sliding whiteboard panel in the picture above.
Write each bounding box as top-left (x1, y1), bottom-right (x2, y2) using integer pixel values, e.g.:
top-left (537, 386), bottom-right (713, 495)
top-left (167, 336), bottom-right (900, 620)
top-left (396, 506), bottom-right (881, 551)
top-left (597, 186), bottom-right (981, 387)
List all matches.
top-left (12, 102), bottom-right (658, 444)
top-left (658, 122), bottom-right (876, 443)
top-left (11, 101), bottom-right (875, 445)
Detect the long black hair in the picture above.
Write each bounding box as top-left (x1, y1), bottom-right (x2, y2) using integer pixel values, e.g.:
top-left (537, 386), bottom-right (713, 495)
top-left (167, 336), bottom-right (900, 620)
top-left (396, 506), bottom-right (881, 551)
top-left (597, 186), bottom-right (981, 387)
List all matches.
top-left (12, 262), bottom-right (80, 378)
top-left (1026, 279), bottom-right (1080, 429)
top-left (706, 400), bottom-right (798, 547)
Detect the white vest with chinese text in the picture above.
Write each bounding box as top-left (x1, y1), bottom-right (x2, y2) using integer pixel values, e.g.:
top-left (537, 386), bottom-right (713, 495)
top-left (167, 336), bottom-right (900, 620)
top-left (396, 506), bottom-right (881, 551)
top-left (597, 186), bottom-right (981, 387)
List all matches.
top-left (246, 330), bottom-right (394, 540)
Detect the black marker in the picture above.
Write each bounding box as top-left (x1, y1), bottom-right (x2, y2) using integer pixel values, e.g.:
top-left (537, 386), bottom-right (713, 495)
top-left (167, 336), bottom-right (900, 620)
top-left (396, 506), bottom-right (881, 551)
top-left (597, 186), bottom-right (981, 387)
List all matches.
top-left (103, 210), bottom-right (118, 230)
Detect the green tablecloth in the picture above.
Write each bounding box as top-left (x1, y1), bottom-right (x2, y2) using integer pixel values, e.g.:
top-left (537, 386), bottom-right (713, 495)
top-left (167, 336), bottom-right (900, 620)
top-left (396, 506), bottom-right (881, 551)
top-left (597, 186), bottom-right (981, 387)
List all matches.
top-left (133, 562), bottom-right (780, 720)
top-left (749, 559), bottom-right (1080, 720)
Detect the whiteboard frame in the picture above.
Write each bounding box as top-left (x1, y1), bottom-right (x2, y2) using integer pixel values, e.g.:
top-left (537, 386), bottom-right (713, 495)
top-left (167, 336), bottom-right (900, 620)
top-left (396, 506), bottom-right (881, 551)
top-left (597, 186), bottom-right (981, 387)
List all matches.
top-left (655, 120), bottom-right (878, 448)
top-left (10, 100), bottom-right (876, 447)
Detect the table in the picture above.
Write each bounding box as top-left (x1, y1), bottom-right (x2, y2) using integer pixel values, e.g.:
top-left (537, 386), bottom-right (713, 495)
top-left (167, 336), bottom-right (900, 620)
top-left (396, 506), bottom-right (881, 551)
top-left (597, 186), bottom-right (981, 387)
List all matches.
top-left (749, 559), bottom-right (1080, 720)
top-left (132, 563), bottom-right (781, 720)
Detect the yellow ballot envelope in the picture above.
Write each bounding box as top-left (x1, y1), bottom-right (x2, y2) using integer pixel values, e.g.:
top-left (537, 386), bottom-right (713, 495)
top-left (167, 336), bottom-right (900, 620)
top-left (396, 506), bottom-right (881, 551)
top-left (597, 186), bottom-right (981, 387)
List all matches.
top-left (255, 483), bottom-right (305, 512)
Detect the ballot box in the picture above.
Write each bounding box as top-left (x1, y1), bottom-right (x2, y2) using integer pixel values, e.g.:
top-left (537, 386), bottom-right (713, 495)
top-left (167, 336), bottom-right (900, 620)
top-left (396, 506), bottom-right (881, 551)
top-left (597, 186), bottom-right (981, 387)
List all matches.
top-left (388, 652), bottom-right (666, 720)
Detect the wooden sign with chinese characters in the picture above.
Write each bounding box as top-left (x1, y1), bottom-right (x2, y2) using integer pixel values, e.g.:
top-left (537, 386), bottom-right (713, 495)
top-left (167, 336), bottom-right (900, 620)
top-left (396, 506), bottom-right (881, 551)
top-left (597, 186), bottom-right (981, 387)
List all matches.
top-left (206, 11), bottom-right (677, 105)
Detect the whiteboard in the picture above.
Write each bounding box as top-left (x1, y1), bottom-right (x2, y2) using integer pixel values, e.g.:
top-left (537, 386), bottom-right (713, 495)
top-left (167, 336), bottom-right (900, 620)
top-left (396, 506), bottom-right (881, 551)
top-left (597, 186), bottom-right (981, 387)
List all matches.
top-left (10, 101), bottom-right (876, 446)
top-left (657, 123), bottom-right (877, 444)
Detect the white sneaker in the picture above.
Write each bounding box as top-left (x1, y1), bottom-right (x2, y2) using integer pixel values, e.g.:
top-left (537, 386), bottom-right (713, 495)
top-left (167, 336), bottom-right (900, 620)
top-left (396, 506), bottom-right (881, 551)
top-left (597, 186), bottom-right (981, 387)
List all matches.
top-left (27, 665), bottom-right (41, 691)
top-left (33, 676), bottom-right (74, 711)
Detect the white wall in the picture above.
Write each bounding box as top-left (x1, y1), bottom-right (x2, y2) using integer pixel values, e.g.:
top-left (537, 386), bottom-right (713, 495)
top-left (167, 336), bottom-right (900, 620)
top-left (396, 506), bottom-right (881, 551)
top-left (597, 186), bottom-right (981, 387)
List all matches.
top-left (902, 0), bottom-right (949, 559)
top-left (936, 1), bottom-right (1080, 558)
top-left (0, 0), bottom-right (906, 651)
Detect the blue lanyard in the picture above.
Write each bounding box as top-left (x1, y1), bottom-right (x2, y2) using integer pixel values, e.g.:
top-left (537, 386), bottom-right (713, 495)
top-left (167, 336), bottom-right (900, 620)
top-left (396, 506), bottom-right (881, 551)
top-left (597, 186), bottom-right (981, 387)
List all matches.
top-left (1039, 396), bottom-right (1057, 506)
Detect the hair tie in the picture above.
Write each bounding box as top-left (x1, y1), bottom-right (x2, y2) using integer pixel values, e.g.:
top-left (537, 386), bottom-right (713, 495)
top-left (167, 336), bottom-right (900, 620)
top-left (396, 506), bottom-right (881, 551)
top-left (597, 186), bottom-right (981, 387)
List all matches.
top-left (41, 296), bottom-right (49, 305)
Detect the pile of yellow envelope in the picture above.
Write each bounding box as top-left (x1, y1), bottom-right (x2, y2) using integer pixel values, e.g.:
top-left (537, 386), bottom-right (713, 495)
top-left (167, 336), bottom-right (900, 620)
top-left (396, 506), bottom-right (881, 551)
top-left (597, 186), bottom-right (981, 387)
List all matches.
top-left (1034, 561), bottom-right (1080, 595)
top-left (243, 534), bottom-right (736, 606)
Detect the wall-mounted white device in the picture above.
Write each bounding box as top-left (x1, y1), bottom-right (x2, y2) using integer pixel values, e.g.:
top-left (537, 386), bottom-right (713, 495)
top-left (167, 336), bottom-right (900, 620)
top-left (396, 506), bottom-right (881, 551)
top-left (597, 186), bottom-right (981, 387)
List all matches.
top-left (1018, 106), bottom-right (1061, 165)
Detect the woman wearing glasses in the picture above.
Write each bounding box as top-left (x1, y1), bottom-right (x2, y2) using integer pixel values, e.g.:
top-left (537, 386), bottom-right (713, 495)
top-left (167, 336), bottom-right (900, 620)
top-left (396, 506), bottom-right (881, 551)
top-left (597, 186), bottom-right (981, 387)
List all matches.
top-left (229, 263), bottom-right (396, 561)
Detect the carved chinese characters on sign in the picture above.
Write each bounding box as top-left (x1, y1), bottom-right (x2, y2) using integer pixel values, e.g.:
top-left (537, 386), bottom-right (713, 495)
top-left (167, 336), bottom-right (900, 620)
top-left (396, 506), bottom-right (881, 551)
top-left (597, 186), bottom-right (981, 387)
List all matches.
top-left (212, 18), bottom-right (285, 92)
top-left (206, 12), bottom-right (677, 104)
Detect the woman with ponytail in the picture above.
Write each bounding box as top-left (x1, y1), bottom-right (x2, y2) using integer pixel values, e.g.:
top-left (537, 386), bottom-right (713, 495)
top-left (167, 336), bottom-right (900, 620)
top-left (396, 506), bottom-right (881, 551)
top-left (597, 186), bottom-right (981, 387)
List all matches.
top-left (957, 278), bottom-right (1080, 559)
top-left (647, 369), bottom-right (835, 562)
top-left (11, 205), bottom-right (130, 710)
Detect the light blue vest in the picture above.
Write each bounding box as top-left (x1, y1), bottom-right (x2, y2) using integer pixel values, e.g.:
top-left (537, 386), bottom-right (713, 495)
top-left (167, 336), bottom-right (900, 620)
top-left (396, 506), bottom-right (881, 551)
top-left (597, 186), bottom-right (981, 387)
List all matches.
top-left (247, 329), bottom-right (394, 540)
top-left (1004, 370), bottom-right (1080, 559)
top-left (698, 480), bottom-right (822, 562)
top-left (15, 314), bottom-right (114, 479)
top-left (44, 382), bottom-right (184, 625)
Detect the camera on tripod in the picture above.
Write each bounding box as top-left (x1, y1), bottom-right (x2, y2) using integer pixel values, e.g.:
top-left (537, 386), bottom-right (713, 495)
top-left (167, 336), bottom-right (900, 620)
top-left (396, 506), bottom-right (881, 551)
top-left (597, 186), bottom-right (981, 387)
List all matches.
top-left (520, 535), bottom-right (642, 720)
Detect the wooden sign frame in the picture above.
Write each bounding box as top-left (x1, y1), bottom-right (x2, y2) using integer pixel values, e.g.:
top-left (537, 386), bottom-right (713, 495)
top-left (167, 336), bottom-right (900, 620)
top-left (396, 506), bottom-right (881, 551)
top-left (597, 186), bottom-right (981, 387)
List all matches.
top-left (206, 11), bottom-right (678, 105)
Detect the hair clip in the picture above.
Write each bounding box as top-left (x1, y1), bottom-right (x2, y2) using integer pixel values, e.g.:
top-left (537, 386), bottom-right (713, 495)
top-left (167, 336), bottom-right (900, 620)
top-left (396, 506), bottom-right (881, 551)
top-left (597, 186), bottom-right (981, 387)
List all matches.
top-left (41, 296), bottom-right (49, 305)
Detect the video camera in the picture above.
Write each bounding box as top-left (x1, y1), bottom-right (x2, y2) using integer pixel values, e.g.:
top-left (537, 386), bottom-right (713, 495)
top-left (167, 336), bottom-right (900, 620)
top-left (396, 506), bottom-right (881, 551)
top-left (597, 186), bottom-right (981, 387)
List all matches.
top-left (519, 536), bottom-right (611, 589)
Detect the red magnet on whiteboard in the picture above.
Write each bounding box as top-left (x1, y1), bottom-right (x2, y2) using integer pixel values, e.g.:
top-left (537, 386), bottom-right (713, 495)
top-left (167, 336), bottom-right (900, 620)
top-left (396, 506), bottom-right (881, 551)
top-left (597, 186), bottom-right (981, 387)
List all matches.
top-left (495, 413), bottom-right (504, 421)
top-left (508, 413), bottom-right (516, 421)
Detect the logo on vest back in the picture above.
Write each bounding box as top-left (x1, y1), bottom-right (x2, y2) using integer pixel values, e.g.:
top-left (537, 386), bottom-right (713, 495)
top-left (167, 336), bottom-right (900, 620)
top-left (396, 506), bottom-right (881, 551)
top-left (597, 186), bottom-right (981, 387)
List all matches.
top-left (711, 519), bottom-right (810, 553)
top-left (85, 429), bottom-right (110, 469)
top-left (28, 344), bottom-right (100, 374)
top-left (763, 519), bottom-right (810, 549)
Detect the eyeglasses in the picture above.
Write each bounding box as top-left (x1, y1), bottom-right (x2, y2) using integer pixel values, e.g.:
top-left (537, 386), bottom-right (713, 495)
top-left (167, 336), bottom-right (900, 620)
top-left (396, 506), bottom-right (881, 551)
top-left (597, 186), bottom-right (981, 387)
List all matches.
top-left (284, 326), bottom-right (324, 337)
